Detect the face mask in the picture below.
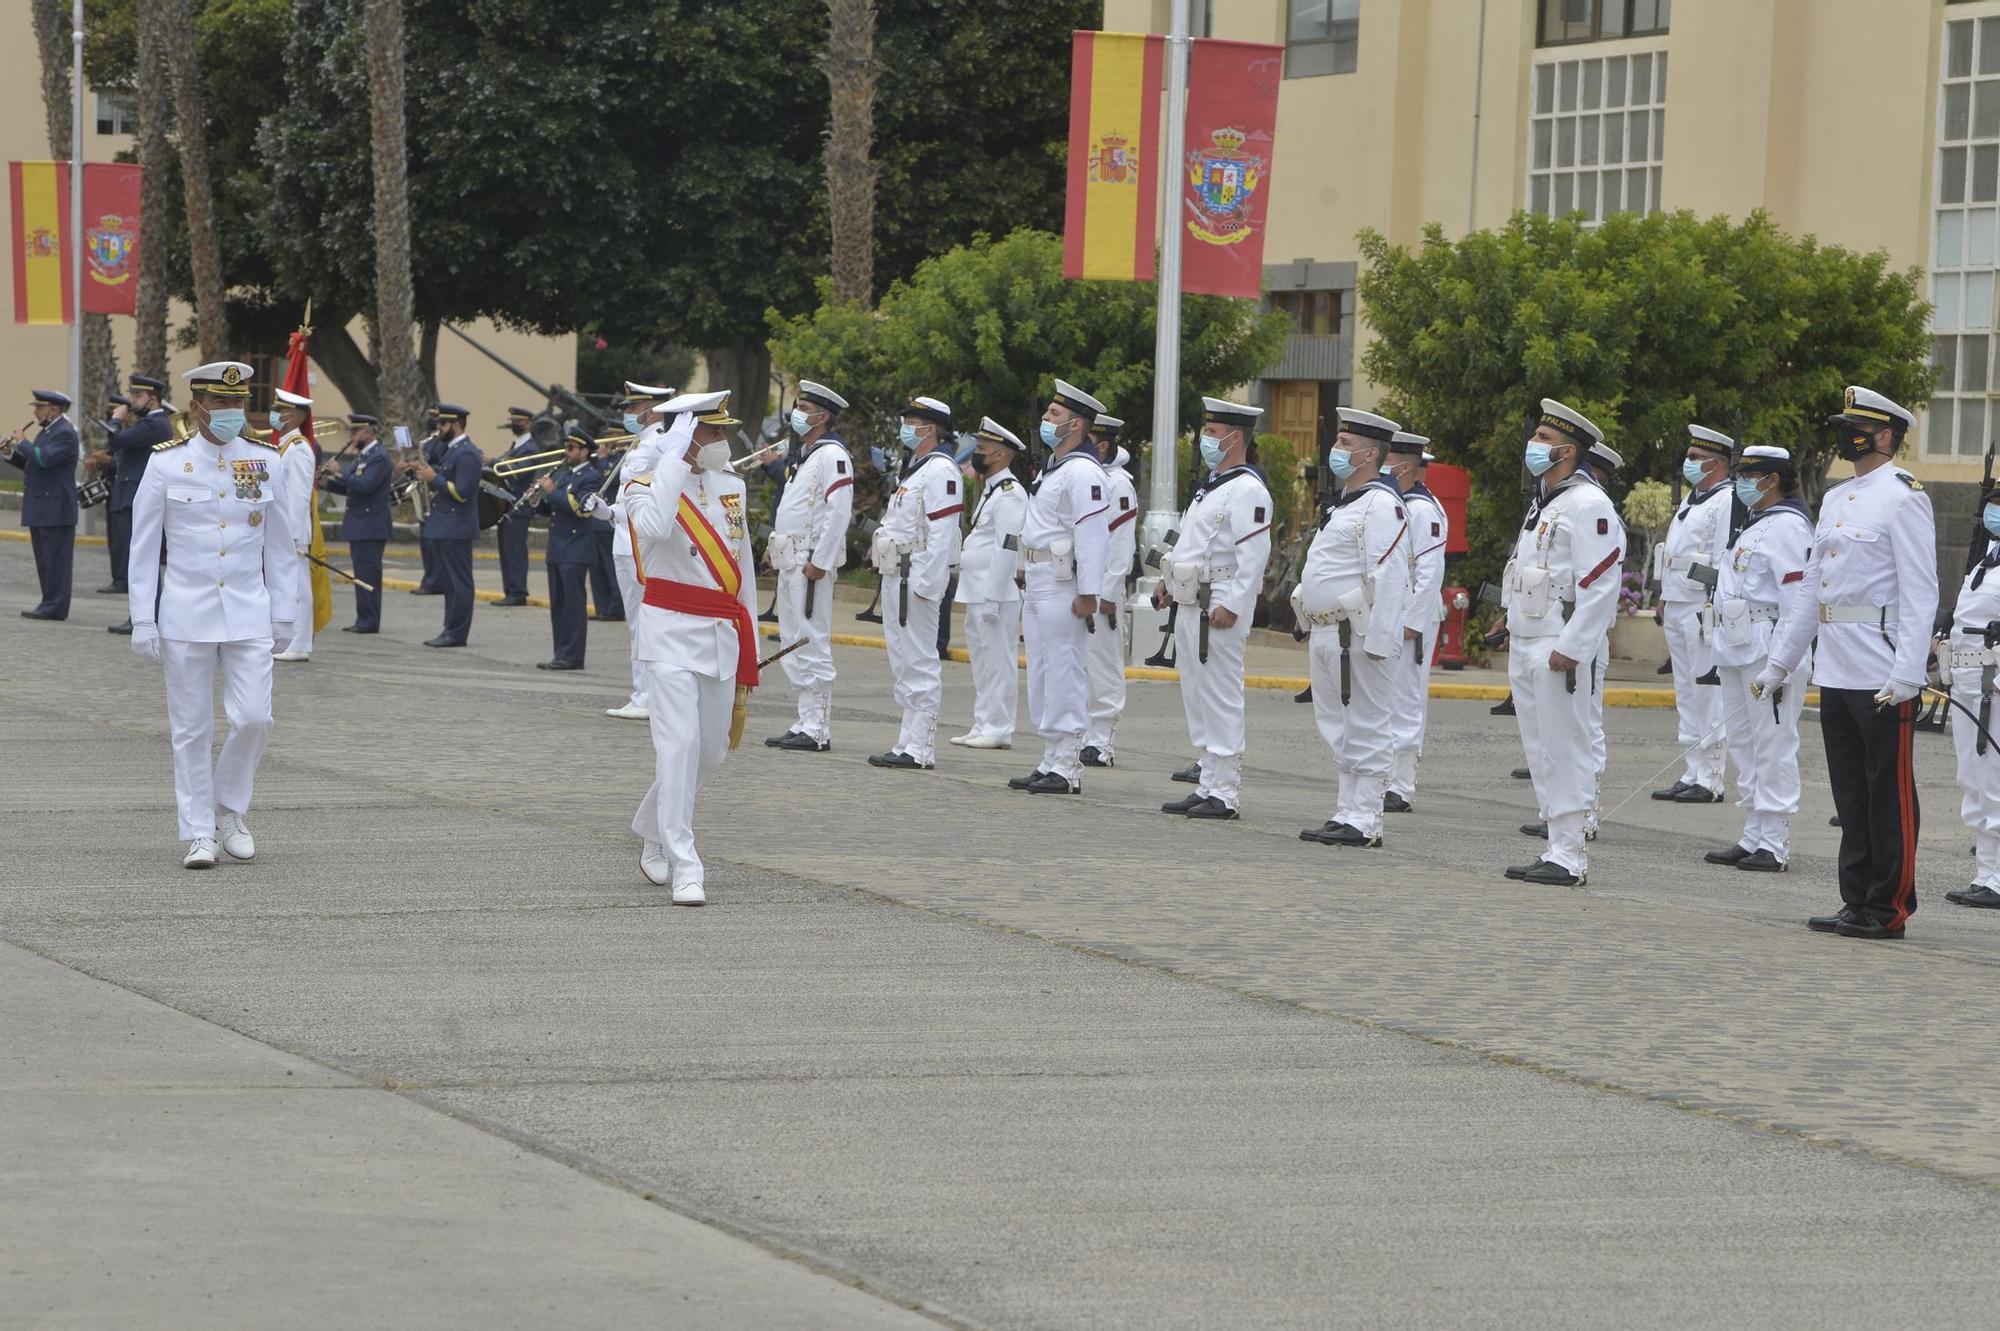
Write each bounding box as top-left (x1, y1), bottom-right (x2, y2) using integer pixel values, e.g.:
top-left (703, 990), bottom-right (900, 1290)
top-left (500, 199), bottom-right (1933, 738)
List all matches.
top-left (1199, 434), bottom-right (1225, 471)
top-left (1682, 458), bottom-right (1707, 487)
top-left (1985, 504), bottom-right (2000, 538)
top-left (622, 413), bottom-right (642, 435)
top-left (1836, 430), bottom-right (1874, 462)
top-left (790, 408), bottom-right (811, 436)
top-left (899, 422), bottom-right (921, 449)
top-left (1326, 447), bottom-right (1355, 481)
top-left (268, 409), bottom-right (283, 431)
top-left (1039, 420), bottom-right (1061, 449)
top-left (1734, 476), bottom-right (1766, 507)
top-left (695, 440), bottom-right (731, 472)
top-left (1524, 441), bottom-right (1559, 476)
top-left (208, 408), bottom-right (246, 441)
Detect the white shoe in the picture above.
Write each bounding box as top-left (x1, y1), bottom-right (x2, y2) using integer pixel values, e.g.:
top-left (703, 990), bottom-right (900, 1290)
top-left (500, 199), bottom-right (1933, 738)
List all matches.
top-left (948, 733), bottom-right (973, 746)
top-left (606, 704), bottom-right (650, 720)
top-left (273, 650), bottom-right (310, 662)
top-left (962, 734), bottom-right (1011, 750)
top-left (672, 881), bottom-right (707, 906)
top-left (217, 811), bottom-right (255, 861)
top-left (183, 837), bottom-right (218, 869)
top-left (640, 842), bottom-right (672, 886)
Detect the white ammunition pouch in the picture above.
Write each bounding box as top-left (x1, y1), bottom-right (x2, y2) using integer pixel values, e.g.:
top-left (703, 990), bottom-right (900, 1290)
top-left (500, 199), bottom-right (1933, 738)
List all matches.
top-left (1166, 558), bottom-right (1237, 606)
top-left (1022, 537), bottom-right (1076, 580)
top-left (768, 531), bottom-right (804, 573)
top-left (1716, 598), bottom-right (1751, 648)
top-left (869, 527), bottom-right (915, 576)
top-left (1510, 564), bottom-right (1552, 620)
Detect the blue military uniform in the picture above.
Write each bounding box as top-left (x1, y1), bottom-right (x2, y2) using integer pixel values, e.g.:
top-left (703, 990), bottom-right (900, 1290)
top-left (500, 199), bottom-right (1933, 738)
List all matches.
top-left (323, 419), bottom-right (393, 632)
top-left (99, 375), bottom-right (172, 594)
top-left (589, 500), bottom-right (625, 621)
top-left (495, 409), bottom-right (539, 604)
top-left (414, 427), bottom-right (448, 593)
top-left (537, 435), bottom-right (604, 669)
top-left (424, 408), bottom-right (482, 646)
top-left (9, 391), bottom-right (79, 620)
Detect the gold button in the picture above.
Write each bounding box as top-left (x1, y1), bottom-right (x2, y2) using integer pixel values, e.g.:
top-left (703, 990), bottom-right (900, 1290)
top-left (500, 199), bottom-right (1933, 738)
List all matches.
top-left (1835, 521), bottom-right (1843, 528)
top-left (217, 579), bottom-right (225, 587)
top-left (219, 521), bottom-right (226, 528)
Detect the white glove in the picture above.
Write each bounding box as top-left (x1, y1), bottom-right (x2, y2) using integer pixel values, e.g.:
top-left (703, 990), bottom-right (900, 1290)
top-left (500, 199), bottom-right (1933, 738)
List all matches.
top-left (1750, 663), bottom-right (1785, 699)
top-left (1873, 679), bottom-right (1922, 707)
top-left (661, 410), bottom-right (698, 459)
top-left (271, 621), bottom-right (295, 645)
top-left (131, 623), bottom-right (162, 663)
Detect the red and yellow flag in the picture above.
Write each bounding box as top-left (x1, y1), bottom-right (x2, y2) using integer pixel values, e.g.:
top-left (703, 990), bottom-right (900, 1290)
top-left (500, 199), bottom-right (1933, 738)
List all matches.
top-left (9, 161), bottom-right (73, 326)
top-left (1062, 31), bottom-right (1164, 283)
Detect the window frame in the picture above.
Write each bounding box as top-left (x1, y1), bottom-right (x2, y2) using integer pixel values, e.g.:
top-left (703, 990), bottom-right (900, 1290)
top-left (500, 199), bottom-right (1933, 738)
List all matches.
top-left (1538, 0), bottom-right (1671, 49)
top-left (93, 89), bottom-right (137, 137)
top-left (1284, 0), bottom-right (1359, 80)
top-left (1525, 46), bottom-right (1669, 224)
top-left (1926, 2), bottom-right (2000, 459)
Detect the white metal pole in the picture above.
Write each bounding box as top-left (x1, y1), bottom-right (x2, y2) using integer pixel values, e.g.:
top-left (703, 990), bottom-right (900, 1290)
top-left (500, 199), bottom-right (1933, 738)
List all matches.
top-left (1143, 0), bottom-right (1190, 537)
top-left (68, 0), bottom-right (84, 420)
top-left (1468, 0), bottom-right (1488, 234)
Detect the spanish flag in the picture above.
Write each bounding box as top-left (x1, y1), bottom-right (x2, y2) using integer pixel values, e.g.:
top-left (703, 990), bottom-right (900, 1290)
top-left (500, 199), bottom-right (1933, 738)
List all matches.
top-left (1062, 32), bottom-right (1164, 283)
top-left (9, 161), bottom-right (74, 326)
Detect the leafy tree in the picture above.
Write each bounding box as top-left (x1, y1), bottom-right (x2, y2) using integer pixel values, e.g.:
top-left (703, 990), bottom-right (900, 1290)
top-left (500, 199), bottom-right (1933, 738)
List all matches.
top-left (1356, 209), bottom-right (1935, 590)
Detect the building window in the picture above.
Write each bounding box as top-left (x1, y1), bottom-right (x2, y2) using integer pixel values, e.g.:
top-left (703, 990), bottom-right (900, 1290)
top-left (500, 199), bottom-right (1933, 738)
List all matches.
top-left (94, 90), bottom-right (136, 136)
top-left (1538, 0), bottom-right (1670, 47)
top-left (1286, 0), bottom-right (1357, 79)
top-left (1929, 10), bottom-right (2000, 458)
top-left (1192, 0), bottom-right (1213, 38)
top-left (1526, 49), bottom-right (1667, 222)
top-left (1272, 289), bottom-right (1341, 336)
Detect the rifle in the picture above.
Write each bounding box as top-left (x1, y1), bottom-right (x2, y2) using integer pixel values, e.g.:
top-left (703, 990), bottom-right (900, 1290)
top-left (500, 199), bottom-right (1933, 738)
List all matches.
top-left (1140, 528), bottom-right (1181, 667)
top-left (1967, 440), bottom-right (1997, 578)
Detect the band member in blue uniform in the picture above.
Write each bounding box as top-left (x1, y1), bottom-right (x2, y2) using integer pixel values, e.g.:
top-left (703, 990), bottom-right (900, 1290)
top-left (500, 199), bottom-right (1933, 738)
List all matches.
top-left (320, 413), bottom-right (392, 633)
top-left (98, 373), bottom-right (172, 603)
top-left (413, 413), bottom-right (446, 594)
top-left (5, 389), bottom-right (79, 620)
top-left (400, 403), bottom-right (480, 646)
top-left (535, 425), bottom-right (605, 670)
top-left (494, 406), bottom-right (539, 605)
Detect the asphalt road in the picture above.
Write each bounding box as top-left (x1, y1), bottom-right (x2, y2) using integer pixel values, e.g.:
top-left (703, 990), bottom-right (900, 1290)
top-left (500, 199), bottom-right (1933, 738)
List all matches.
top-left (7, 533), bottom-right (2000, 1330)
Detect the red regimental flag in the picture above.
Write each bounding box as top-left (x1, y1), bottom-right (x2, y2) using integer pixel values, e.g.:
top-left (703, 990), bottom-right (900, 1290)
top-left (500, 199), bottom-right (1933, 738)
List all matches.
top-left (80, 163), bottom-right (142, 317)
top-left (1180, 39), bottom-right (1283, 299)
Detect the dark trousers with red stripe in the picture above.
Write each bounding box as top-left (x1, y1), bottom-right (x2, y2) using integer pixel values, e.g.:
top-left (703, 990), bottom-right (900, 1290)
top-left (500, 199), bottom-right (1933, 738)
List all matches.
top-left (1819, 687), bottom-right (1919, 927)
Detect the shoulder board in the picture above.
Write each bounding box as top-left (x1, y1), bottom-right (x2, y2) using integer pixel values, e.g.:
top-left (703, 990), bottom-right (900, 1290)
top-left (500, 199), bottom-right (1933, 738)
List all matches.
top-left (995, 477), bottom-right (1015, 488)
top-left (1897, 473), bottom-right (1923, 491)
top-left (151, 436), bottom-right (188, 452)
top-left (627, 473), bottom-right (653, 487)
top-left (246, 436), bottom-right (281, 451)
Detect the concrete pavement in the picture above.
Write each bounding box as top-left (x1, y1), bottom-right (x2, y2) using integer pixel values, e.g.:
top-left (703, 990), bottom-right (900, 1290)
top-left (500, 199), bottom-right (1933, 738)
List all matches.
top-left (7, 535), bottom-right (2000, 1329)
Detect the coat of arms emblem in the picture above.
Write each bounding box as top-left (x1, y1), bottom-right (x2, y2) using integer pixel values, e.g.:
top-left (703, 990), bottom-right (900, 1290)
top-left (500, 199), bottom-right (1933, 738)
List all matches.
top-left (1185, 127), bottom-right (1264, 247)
top-left (1089, 132), bottom-right (1135, 185)
top-left (87, 214), bottom-right (136, 287)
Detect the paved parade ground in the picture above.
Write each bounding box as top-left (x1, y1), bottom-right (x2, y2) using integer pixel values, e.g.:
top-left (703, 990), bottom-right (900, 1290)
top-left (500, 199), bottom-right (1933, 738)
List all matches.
top-left (9, 533), bottom-right (2000, 1329)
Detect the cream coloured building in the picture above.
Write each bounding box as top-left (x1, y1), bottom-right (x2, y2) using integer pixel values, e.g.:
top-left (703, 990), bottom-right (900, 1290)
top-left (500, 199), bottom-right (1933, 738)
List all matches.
top-left (1106, 0), bottom-right (1974, 484)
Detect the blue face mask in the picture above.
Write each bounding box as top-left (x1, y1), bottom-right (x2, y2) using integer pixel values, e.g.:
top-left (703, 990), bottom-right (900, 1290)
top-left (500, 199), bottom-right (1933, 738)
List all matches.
top-left (1326, 447), bottom-right (1355, 482)
top-left (790, 407), bottom-right (811, 436)
top-left (1734, 476), bottom-right (1765, 507)
top-left (1683, 458), bottom-right (1708, 487)
top-left (1524, 442), bottom-right (1559, 476)
top-left (208, 408), bottom-right (246, 441)
top-left (267, 409), bottom-right (282, 431)
top-left (622, 413), bottom-right (642, 435)
top-left (1039, 420), bottom-right (1062, 449)
top-left (1199, 435), bottom-right (1225, 471)
top-left (1985, 504), bottom-right (2000, 538)
top-left (899, 422), bottom-right (920, 449)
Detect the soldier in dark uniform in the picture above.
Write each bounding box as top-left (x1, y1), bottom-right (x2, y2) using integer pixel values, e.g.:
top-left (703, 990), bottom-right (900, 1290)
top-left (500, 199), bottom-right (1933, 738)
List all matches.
top-left (494, 406), bottom-right (539, 606)
top-left (587, 404), bottom-right (631, 625)
top-left (534, 425), bottom-right (605, 670)
top-left (320, 413), bottom-right (392, 633)
top-left (413, 414), bottom-right (447, 594)
top-left (5, 389), bottom-right (79, 620)
top-left (98, 374), bottom-right (172, 605)
top-left (401, 403), bottom-right (481, 647)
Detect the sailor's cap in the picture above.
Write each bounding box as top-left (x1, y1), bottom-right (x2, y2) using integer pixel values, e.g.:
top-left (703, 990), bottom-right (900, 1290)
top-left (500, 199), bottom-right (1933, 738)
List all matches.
top-left (975, 416), bottom-right (1023, 451)
top-left (798, 380), bottom-right (848, 412)
top-left (1092, 413), bottom-right (1124, 436)
top-left (1539, 398), bottom-right (1604, 445)
top-left (182, 362), bottom-right (253, 398)
top-left (274, 388), bottom-right (312, 410)
top-left (1334, 406), bottom-right (1398, 443)
top-left (1735, 444), bottom-right (1795, 474)
top-left (1687, 423), bottom-right (1734, 456)
top-left (1050, 379), bottom-right (1105, 419)
top-left (901, 396), bottom-right (953, 428)
top-left (1388, 429), bottom-right (1429, 457)
top-left (1588, 439), bottom-right (1625, 473)
top-left (1828, 385), bottom-right (1914, 432)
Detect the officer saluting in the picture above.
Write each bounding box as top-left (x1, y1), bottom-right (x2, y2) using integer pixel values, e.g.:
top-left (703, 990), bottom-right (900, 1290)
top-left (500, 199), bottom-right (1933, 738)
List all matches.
top-left (1761, 387), bottom-right (1937, 939)
top-left (1293, 407), bottom-right (1407, 845)
top-left (5, 389), bottom-right (79, 620)
top-left (1503, 400), bottom-right (1623, 886)
top-left (126, 362), bottom-right (297, 868)
top-left (100, 373), bottom-right (173, 612)
top-left (403, 403), bottom-right (480, 647)
top-left (764, 380), bottom-right (855, 752)
top-left (494, 407), bottom-right (540, 606)
top-left (951, 418), bottom-right (1029, 749)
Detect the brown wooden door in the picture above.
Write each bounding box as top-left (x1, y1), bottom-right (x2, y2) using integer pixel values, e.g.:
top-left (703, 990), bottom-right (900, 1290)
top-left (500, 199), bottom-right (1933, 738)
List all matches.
top-left (1272, 380), bottom-right (1319, 452)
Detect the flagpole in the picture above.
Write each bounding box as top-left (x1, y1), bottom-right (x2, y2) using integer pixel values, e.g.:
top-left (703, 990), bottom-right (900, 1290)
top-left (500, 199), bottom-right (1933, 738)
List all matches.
top-left (1140, 0), bottom-right (1190, 559)
top-left (67, 0), bottom-right (84, 426)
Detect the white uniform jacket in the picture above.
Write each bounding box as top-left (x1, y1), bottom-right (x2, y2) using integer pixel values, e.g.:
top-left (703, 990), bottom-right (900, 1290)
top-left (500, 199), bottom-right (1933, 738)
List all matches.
top-left (1659, 484), bottom-right (1732, 603)
top-left (769, 434), bottom-right (856, 574)
top-left (1298, 477), bottom-right (1409, 660)
top-left (1710, 500), bottom-right (1813, 670)
top-left (1401, 483), bottom-right (1449, 636)
top-left (624, 453), bottom-right (758, 682)
top-left (1504, 473), bottom-right (1623, 660)
top-left (1766, 465), bottom-right (1939, 690)
top-left (275, 429), bottom-right (315, 554)
top-left (957, 473), bottom-right (1028, 605)
top-left (874, 449), bottom-right (963, 600)
top-left (1165, 465), bottom-right (1274, 623)
top-left (1103, 464), bottom-right (1140, 588)
top-left (1020, 449), bottom-right (1111, 598)
top-left (128, 430), bottom-right (298, 641)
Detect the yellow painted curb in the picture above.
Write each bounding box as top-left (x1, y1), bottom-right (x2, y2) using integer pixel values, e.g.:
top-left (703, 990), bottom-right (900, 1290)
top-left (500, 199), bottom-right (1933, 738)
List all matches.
top-left (379, 575), bottom-right (550, 610)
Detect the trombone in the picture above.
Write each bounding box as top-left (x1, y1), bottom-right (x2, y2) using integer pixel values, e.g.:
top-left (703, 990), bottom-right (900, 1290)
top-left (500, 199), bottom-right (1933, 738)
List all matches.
top-left (491, 448), bottom-right (567, 478)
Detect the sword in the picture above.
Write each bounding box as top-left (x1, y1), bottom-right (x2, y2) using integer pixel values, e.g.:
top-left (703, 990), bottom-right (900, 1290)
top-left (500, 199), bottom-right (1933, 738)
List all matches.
top-left (803, 571), bottom-right (817, 620)
top-left (1560, 599), bottom-right (1576, 694)
top-left (1688, 563), bottom-right (1722, 685)
top-left (758, 638), bottom-right (807, 671)
top-left (1980, 623), bottom-right (1999, 755)
top-left (302, 549), bottom-right (374, 592)
top-left (1196, 581), bottom-right (1212, 665)
top-left (1337, 619), bottom-right (1353, 706)
top-left (896, 551), bottom-right (911, 627)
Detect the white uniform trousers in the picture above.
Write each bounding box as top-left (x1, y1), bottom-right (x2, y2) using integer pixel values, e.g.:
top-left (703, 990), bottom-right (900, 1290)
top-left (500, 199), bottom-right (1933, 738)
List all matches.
top-left (631, 661), bottom-right (733, 888)
top-left (284, 553), bottom-right (314, 656)
top-left (1083, 603), bottom-right (1127, 758)
top-left (1309, 629), bottom-right (1398, 837)
top-left (1717, 658), bottom-right (1806, 859)
top-left (1584, 638), bottom-right (1610, 834)
top-left (776, 568), bottom-right (836, 742)
top-left (1509, 638), bottom-right (1597, 874)
top-left (962, 600), bottom-right (1020, 743)
top-left (1386, 632), bottom-right (1434, 799)
top-left (161, 637), bottom-right (274, 841)
top-left (1174, 608), bottom-right (1251, 807)
top-left (613, 543), bottom-right (646, 711)
top-left (1663, 599), bottom-right (1725, 790)
top-left (1951, 662), bottom-right (2000, 890)
top-left (881, 574), bottom-right (942, 764)
top-left (1023, 585), bottom-right (1088, 781)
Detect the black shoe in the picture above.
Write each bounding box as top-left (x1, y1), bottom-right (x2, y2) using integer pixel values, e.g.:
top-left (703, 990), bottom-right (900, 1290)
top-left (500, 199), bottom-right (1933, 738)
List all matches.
top-left (1008, 770), bottom-right (1050, 790)
top-left (1320, 822), bottom-right (1381, 848)
top-left (1737, 849), bottom-right (1787, 872)
top-left (1505, 859), bottom-right (1547, 881)
top-left (1510, 767), bottom-right (1531, 780)
top-left (1672, 783), bottom-right (1724, 804)
top-left (412, 586), bottom-right (442, 595)
top-left (1170, 763), bottom-right (1201, 785)
top-left (1521, 860), bottom-right (1585, 885)
top-left (867, 751), bottom-right (932, 770)
top-left (1704, 844), bottom-right (1753, 866)
top-left (1655, 660), bottom-right (1673, 675)
top-left (1301, 821), bottom-right (1340, 842)
top-left (1080, 746), bottom-right (1113, 768)
top-left (536, 659), bottom-right (583, 670)
top-left (774, 731), bottom-right (831, 752)
top-left (1806, 906), bottom-right (1861, 933)
top-left (424, 634), bottom-right (467, 647)
top-left (1834, 917), bottom-right (1904, 940)
top-left (19, 609), bottom-right (58, 620)
top-left (1162, 792), bottom-right (1207, 814)
top-left (1186, 796), bottom-right (1239, 820)
top-left (342, 625), bottom-right (379, 634)
top-left (97, 581), bottom-right (126, 594)
top-left (596, 612), bottom-right (626, 623)
top-left (1382, 791), bottom-right (1413, 814)
top-left (1520, 822), bottom-right (1547, 838)
top-left (1021, 771), bottom-right (1079, 794)
top-left (758, 608), bottom-right (780, 624)
top-left (1490, 697), bottom-right (1515, 716)
top-left (1946, 884), bottom-right (2000, 909)
top-left (1651, 781), bottom-right (1691, 801)
top-left (1828, 815), bottom-right (1842, 828)
top-left (107, 619), bottom-right (133, 635)
top-left (495, 596), bottom-right (529, 607)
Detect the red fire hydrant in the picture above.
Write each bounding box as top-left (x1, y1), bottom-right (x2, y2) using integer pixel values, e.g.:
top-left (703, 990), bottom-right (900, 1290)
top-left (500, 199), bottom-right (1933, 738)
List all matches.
top-left (1436, 585), bottom-right (1470, 670)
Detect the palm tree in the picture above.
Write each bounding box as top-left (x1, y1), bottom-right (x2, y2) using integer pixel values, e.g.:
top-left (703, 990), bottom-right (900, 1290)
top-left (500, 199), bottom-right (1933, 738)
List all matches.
top-left (132, 0), bottom-right (173, 378)
top-left (161, 0), bottom-right (228, 358)
top-left (822, 0), bottom-right (879, 308)
top-left (365, 0), bottom-right (425, 431)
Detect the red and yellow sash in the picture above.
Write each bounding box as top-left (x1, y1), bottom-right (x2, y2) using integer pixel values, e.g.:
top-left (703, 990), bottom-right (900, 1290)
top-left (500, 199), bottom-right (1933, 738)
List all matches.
top-left (634, 491), bottom-right (757, 686)
top-left (677, 494), bottom-right (740, 596)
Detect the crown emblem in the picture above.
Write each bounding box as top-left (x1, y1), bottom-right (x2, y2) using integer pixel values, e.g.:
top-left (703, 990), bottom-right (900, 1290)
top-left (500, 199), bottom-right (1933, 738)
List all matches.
top-left (221, 365), bottom-right (242, 386)
top-left (1210, 126), bottom-right (1248, 155)
top-left (1843, 385), bottom-right (1856, 409)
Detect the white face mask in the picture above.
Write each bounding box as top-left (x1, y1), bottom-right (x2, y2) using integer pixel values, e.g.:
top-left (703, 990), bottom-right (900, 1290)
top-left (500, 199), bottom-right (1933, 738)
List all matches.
top-left (695, 440), bottom-right (732, 472)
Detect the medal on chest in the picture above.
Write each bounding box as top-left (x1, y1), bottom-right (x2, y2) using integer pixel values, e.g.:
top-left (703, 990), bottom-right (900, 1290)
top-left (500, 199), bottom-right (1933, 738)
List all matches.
top-left (721, 492), bottom-right (745, 541)
top-left (230, 458), bottom-right (267, 501)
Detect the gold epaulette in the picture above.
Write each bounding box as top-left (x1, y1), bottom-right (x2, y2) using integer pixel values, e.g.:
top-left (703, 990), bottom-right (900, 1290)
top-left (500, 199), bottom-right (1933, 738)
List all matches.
top-left (246, 435), bottom-right (281, 451)
top-left (1897, 473), bottom-right (1924, 492)
top-left (628, 473), bottom-right (653, 487)
top-left (151, 436), bottom-right (187, 452)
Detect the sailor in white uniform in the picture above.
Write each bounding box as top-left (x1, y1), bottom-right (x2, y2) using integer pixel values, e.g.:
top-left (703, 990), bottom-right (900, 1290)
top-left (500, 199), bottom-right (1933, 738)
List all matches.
top-left (1083, 415), bottom-right (1139, 768)
top-left (1383, 431), bottom-right (1446, 813)
top-left (127, 362), bottom-right (298, 868)
top-left (868, 396), bottom-right (964, 770)
top-left (1653, 423), bottom-right (1735, 802)
top-left (1293, 407), bottom-right (1408, 845)
top-left (764, 380), bottom-right (854, 751)
top-left (1944, 478), bottom-right (2000, 912)
top-left (1009, 379), bottom-right (1111, 795)
top-left (951, 417), bottom-right (1029, 749)
top-left (270, 388), bottom-right (317, 662)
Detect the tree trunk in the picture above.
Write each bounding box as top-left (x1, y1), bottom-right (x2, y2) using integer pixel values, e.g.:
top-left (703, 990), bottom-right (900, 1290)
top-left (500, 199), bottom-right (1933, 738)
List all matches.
top-left (821, 0), bottom-right (879, 308)
top-left (161, 0), bottom-right (227, 358)
top-left (702, 343), bottom-right (774, 436)
top-left (132, 0), bottom-right (173, 378)
top-left (417, 317), bottom-right (441, 406)
top-left (364, 0), bottom-right (425, 433)
top-left (311, 321), bottom-right (382, 418)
